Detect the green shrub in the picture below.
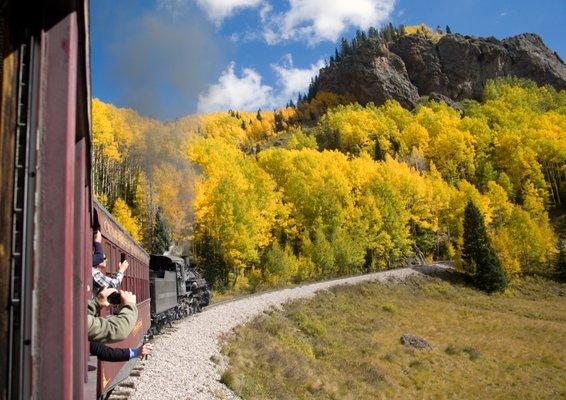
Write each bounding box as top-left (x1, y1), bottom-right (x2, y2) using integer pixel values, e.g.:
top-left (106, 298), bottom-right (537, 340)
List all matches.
top-left (220, 369), bottom-right (236, 388)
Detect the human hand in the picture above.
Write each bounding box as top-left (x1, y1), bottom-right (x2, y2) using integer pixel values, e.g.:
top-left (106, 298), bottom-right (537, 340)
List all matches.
top-left (139, 343), bottom-right (153, 357)
top-left (120, 290), bottom-right (136, 305)
top-left (94, 230), bottom-right (102, 243)
top-left (118, 260), bottom-right (129, 273)
top-left (97, 287), bottom-right (118, 307)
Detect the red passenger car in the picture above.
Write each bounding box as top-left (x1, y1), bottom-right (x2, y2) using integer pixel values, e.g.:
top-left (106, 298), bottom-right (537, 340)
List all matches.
top-left (90, 201), bottom-right (151, 398)
top-left (0, 1), bottom-right (150, 399)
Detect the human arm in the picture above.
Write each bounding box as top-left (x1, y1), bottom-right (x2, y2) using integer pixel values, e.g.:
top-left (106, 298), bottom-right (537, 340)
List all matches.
top-left (87, 298), bottom-right (101, 316)
top-left (92, 268), bottom-right (124, 289)
top-left (90, 341), bottom-right (131, 362)
top-left (87, 303), bottom-right (137, 343)
top-left (92, 231), bottom-right (104, 266)
top-left (87, 291), bottom-right (138, 343)
top-left (118, 259), bottom-right (129, 274)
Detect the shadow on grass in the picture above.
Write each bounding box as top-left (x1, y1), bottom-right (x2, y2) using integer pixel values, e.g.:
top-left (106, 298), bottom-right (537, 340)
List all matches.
top-left (410, 263), bottom-right (475, 289)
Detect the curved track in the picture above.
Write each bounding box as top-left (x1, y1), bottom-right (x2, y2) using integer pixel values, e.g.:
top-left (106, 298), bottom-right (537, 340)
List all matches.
top-left (113, 264), bottom-right (448, 400)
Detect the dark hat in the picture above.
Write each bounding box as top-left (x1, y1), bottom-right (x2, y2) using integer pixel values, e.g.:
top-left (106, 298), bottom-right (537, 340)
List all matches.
top-left (93, 242), bottom-right (105, 266)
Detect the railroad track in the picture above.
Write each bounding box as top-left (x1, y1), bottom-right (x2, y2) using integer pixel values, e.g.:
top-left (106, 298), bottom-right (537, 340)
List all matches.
top-left (108, 264), bottom-right (452, 400)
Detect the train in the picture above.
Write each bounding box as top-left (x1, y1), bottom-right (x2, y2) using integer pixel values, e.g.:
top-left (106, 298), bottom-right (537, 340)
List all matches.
top-left (0, 1), bottom-right (209, 399)
top-left (149, 254), bottom-right (211, 336)
top-left (91, 201), bottom-right (211, 398)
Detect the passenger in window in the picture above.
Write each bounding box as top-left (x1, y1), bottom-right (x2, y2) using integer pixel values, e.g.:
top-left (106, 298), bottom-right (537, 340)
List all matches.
top-left (87, 288), bottom-right (137, 343)
top-left (92, 230), bottom-right (129, 294)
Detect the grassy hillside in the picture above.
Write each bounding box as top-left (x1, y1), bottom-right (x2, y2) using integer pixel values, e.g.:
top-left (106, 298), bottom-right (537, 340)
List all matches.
top-left (219, 273), bottom-right (566, 399)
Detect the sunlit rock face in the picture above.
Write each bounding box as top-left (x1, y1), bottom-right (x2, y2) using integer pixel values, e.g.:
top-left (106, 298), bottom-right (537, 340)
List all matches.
top-left (316, 32), bottom-right (566, 109)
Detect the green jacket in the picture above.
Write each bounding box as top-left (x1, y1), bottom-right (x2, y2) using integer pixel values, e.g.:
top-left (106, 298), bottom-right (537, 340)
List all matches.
top-left (87, 298), bottom-right (138, 343)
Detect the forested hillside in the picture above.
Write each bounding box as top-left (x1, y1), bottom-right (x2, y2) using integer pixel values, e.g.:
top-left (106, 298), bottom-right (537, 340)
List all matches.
top-left (92, 98), bottom-right (200, 252)
top-left (93, 76), bottom-right (565, 292)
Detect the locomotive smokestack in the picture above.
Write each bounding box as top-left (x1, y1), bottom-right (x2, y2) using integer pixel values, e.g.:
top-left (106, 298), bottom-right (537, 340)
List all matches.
top-left (181, 254), bottom-right (190, 267)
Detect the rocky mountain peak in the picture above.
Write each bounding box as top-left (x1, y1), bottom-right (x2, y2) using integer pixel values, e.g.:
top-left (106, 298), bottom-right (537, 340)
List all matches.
top-left (314, 32), bottom-right (565, 109)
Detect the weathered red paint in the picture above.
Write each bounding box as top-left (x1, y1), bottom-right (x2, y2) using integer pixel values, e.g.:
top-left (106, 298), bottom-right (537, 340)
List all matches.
top-left (94, 201), bottom-right (150, 266)
top-left (73, 135), bottom-right (88, 400)
top-left (98, 300), bottom-right (151, 393)
top-left (35, 11), bottom-right (78, 400)
top-left (93, 201), bottom-right (151, 396)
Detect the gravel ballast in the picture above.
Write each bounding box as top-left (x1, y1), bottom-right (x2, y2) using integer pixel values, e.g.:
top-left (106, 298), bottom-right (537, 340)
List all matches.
top-left (128, 264), bottom-right (447, 400)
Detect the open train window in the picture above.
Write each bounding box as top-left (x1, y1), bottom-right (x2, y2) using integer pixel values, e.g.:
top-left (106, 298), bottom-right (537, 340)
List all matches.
top-left (92, 207), bottom-right (101, 234)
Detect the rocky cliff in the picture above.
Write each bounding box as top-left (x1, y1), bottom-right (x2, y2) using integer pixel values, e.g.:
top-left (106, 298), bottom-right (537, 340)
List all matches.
top-left (315, 33), bottom-right (566, 109)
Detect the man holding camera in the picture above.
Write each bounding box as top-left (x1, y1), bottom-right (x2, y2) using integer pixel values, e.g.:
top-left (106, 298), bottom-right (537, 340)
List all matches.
top-left (87, 287), bottom-right (138, 343)
top-left (92, 230), bottom-right (129, 294)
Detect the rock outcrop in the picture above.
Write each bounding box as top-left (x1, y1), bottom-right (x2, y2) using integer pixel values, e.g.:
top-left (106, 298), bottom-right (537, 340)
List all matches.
top-left (315, 33), bottom-right (566, 108)
top-left (400, 334), bottom-right (432, 349)
top-left (316, 39), bottom-right (420, 109)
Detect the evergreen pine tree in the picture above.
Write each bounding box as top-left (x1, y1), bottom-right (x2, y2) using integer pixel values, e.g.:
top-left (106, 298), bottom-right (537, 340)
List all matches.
top-left (462, 201), bottom-right (507, 293)
top-left (256, 108), bottom-right (263, 121)
top-left (274, 111), bottom-right (284, 131)
top-left (388, 22), bottom-right (396, 40)
top-left (368, 26), bottom-right (378, 39)
top-left (241, 120), bottom-right (247, 130)
top-left (307, 78), bottom-right (315, 100)
top-left (340, 38), bottom-right (351, 56)
top-left (150, 207), bottom-right (171, 255)
top-left (446, 25), bottom-right (452, 34)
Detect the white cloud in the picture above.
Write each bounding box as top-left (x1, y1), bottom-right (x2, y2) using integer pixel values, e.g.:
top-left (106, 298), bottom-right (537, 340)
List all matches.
top-left (158, 0), bottom-right (397, 46)
top-left (272, 54), bottom-right (325, 99)
top-left (195, 0), bottom-right (264, 25)
top-left (264, 0), bottom-right (396, 45)
top-left (197, 62), bottom-right (274, 112)
top-left (197, 56), bottom-right (324, 112)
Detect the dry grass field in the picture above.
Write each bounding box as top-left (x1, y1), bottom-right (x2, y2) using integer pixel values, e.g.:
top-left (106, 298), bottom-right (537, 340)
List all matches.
top-left (219, 272), bottom-right (566, 400)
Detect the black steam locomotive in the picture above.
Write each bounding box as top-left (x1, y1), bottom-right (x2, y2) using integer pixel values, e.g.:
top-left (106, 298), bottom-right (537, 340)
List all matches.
top-left (148, 254), bottom-right (211, 335)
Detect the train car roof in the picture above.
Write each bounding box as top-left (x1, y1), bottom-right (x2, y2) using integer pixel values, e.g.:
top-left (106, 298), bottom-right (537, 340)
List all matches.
top-left (149, 254), bottom-right (185, 269)
top-left (93, 198), bottom-right (150, 264)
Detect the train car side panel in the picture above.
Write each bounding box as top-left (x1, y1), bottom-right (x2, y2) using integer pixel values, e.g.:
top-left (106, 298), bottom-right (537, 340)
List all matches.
top-left (35, 11), bottom-right (79, 400)
top-left (93, 201), bottom-right (150, 397)
top-left (98, 298), bottom-right (150, 393)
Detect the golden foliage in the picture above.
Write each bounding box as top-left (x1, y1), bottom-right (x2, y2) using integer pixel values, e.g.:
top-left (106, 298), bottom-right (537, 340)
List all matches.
top-left (403, 24), bottom-right (444, 42)
top-left (111, 197), bottom-right (142, 242)
top-left (93, 78), bottom-right (563, 290)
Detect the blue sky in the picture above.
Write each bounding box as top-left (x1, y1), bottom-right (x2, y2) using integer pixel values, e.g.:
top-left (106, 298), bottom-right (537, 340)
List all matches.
top-left (90, 0), bottom-right (565, 120)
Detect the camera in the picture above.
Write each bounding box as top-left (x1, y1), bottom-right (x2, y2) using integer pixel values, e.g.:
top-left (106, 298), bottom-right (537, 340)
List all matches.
top-left (107, 291), bottom-right (122, 305)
